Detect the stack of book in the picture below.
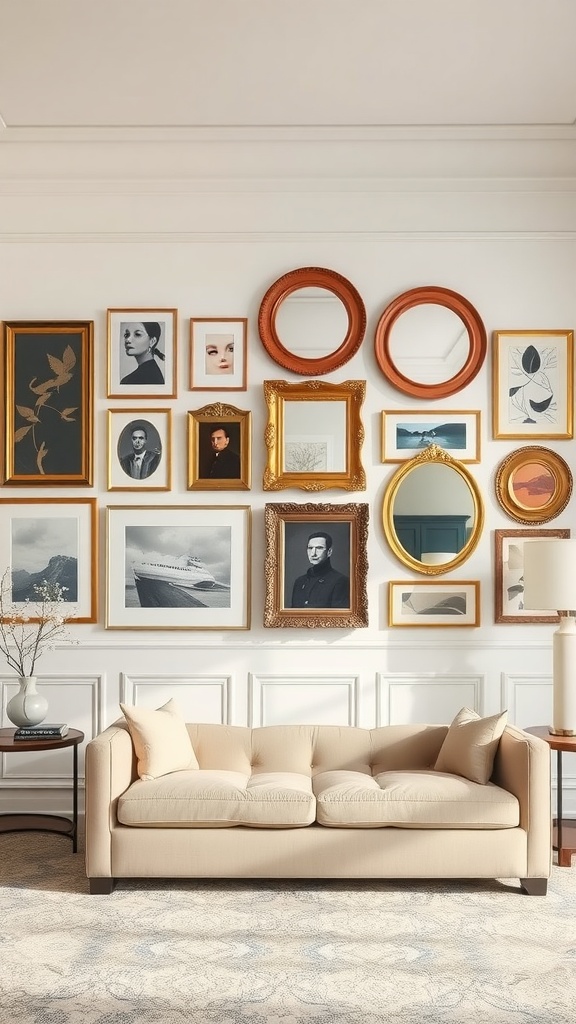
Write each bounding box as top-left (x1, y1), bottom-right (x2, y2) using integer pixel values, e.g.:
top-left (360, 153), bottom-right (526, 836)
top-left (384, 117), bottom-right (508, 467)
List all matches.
top-left (14, 723), bottom-right (69, 740)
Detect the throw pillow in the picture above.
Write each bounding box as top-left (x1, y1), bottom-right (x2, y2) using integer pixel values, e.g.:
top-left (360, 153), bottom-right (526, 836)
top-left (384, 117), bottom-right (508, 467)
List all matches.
top-left (434, 706), bottom-right (507, 785)
top-left (120, 697), bottom-right (199, 780)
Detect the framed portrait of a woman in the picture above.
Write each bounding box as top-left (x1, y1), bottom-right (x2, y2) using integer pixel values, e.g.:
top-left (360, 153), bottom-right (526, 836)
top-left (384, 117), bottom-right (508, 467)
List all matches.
top-left (107, 308), bottom-right (177, 399)
top-left (189, 318), bottom-right (248, 391)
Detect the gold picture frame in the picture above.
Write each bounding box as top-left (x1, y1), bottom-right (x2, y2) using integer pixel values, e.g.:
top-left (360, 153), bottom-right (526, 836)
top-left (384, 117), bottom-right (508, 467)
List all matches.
top-left (187, 403), bottom-right (251, 491)
top-left (388, 580), bottom-right (480, 627)
top-left (107, 409), bottom-right (172, 492)
top-left (495, 446), bottom-right (573, 524)
top-left (263, 379), bottom-right (366, 491)
top-left (264, 501), bottom-right (369, 628)
top-left (492, 330), bottom-right (574, 440)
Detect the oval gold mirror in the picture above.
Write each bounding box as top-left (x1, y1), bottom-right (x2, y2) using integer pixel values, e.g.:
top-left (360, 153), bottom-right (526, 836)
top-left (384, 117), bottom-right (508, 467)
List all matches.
top-left (382, 444), bottom-right (485, 575)
top-left (258, 267), bottom-right (367, 376)
top-left (374, 286), bottom-right (487, 399)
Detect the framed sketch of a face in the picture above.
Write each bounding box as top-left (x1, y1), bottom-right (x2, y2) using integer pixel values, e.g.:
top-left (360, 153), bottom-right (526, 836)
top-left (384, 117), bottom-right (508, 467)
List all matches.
top-left (107, 410), bottom-right (171, 491)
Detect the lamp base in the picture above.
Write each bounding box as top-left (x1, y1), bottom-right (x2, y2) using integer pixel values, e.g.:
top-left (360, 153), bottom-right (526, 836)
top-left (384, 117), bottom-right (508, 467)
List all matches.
top-left (549, 726), bottom-right (576, 736)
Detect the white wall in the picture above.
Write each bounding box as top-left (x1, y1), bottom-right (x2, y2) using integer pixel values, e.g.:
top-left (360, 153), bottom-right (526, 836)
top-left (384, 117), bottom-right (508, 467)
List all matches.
top-left (0, 131), bottom-right (575, 813)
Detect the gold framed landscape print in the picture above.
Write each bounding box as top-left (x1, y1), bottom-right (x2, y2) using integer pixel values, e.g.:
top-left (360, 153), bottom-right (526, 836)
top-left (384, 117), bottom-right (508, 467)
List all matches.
top-left (492, 330), bottom-right (574, 439)
top-left (381, 410), bottom-right (480, 463)
top-left (388, 580), bottom-right (480, 627)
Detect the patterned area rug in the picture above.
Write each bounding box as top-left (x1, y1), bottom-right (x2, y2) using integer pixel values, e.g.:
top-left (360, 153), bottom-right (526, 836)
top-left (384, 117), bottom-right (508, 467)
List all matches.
top-left (1, 832), bottom-right (575, 1024)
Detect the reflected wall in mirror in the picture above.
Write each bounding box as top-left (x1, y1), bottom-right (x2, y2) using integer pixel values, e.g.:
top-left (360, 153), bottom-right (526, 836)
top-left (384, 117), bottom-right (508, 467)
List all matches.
top-left (258, 267), bottom-right (366, 376)
top-left (382, 443), bottom-right (485, 575)
top-left (263, 379), bottom-right (366, 491)
top-left (374, 286), bottom-right (487, 399)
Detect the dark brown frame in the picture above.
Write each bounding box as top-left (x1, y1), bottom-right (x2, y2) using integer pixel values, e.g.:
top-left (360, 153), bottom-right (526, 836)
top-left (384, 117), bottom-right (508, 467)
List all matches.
top-left (495, 528), bottom-right (570, 623)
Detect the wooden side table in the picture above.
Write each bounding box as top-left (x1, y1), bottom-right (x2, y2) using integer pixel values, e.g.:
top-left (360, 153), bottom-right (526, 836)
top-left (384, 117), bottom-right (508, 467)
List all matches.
top-left (525, 726), bottom-right (576, 867)
top-left (0, 727), bottom-right (84, 853)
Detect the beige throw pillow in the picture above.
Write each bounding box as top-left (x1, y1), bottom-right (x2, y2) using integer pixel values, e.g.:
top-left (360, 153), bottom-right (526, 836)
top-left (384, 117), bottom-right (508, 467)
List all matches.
top-left (120, 698), bottom-right (199, 780)
top-left (434, 706), bottom-right (507, 785)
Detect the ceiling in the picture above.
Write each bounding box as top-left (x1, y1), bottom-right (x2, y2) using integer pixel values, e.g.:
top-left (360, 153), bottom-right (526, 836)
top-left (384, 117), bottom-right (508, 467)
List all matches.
top-left (1, 0), bottom-right (575, 132)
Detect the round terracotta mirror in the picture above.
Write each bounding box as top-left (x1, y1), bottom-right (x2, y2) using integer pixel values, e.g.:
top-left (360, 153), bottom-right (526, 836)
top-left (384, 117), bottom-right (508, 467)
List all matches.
top-left (374, 286), bottom-right (487, 399)
top-left (258, 267), bottom-right (367, 376)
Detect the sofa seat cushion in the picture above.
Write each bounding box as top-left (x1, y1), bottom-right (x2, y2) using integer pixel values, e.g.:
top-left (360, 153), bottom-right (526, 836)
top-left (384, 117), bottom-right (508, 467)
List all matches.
top-left (314, 770), bottom-right (519, 829)
top-left (117, 770), bottom-right (316, 828)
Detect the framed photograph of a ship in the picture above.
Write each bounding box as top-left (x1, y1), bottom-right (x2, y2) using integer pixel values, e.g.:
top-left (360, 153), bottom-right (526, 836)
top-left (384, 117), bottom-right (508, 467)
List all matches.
top-left (105, 505), bottom-right (251, 630)
top-left (0, 498), bottom-right (98, 622)
top-left (381, 410), bottom-right (480, 463)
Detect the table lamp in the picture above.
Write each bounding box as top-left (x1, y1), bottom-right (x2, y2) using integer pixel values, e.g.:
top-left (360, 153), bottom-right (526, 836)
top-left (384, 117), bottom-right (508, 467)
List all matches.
top-left (523, 538), bottom-right (576, 735)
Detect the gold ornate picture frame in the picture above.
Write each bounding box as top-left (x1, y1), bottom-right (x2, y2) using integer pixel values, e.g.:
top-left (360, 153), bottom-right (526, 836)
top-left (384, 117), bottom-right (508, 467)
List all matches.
top-left (263, 379), bottom-right (366, 491)
top-left (187, 403), bottom-right (251, 491)
top-left (495, 446), bottom-right (573, 524)
top-left (264, 502), bottom-right (369, 628)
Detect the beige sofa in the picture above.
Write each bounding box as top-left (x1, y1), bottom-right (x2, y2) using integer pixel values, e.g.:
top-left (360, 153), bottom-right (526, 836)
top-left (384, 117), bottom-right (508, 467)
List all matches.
top-left (85, 720), bottom-right (551, 895)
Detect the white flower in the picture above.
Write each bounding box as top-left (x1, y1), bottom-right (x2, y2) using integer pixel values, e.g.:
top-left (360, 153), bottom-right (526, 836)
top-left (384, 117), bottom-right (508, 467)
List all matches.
top-left (0, 568), bottom-right (78, 677)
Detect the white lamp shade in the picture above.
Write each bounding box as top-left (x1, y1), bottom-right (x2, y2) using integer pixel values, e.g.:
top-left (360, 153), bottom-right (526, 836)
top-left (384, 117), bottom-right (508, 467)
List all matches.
top-left (420, 552), bottom-right (457, 565)
top-left (523, 539), bottom-right (576, 611)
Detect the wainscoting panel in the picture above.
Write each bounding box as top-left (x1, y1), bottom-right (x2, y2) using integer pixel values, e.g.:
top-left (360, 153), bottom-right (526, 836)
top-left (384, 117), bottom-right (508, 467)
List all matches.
top-left (249, 674), bottom-right (359, 728)
top-left (120, 673), bottom-right (232, 724)
top-left (502, 673), bottom-right (553, 730)
top-left (377, 674), bottom-right (484, 727)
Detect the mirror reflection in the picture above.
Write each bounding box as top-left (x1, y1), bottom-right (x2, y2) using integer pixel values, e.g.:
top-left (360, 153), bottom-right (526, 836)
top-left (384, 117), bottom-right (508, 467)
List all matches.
top-left (275, 287), bottom-right (349, 359)
top-left (283, 400), bottom-right (347, 472)
top-left (388, 303), bottom-right (469, 385)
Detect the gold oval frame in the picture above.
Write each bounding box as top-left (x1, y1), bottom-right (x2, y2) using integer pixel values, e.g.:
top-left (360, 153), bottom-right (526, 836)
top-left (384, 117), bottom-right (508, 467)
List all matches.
top-left (382, 444), bottom-right (485, 575)
top-left (495, 445), bottom-right (573, 524)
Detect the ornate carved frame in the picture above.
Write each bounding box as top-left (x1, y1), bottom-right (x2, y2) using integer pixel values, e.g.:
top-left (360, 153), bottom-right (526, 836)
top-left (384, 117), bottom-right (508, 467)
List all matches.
top-left (495, 445), bottom-right (573, 524)
top-left (187, 402), bottom-right (251, 491)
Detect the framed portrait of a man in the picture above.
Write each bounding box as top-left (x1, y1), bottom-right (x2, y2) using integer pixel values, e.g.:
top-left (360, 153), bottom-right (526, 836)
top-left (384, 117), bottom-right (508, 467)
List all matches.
top-left (187, 403), bottom-right (251, 491)
top-left (107, 410), bottom-right (171, 491)
top-left (264, 502), bottom-right (369, 627)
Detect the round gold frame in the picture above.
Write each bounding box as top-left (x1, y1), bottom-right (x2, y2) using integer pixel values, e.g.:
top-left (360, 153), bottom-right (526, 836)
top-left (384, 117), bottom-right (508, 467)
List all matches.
top-left (495, 446), bottom-right (573, 524)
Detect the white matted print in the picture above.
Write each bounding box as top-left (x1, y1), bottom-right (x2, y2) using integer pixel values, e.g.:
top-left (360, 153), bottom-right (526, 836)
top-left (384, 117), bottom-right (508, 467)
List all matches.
top-left (106, 505), bottom-right (251, 629)
top-left (107, 308), bottom-right (177, 399)
top-left (492, 330), bottom-right (573, 439)
top-left (389, 580), bottom-right (480, 627)
top-left (381, 410), bottom-right (480, 463)
top-left (189, 318), bottom-right (247, 391)
top-left (108, 409), bottom-right (171, 491)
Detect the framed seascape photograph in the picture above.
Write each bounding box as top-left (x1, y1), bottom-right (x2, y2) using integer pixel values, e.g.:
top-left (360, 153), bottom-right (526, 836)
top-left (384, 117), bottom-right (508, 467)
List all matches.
top-left (495, 446), bottom-right (573, 524)
top-left (107, 308), bottom-right (177, 399)
top-left (106, 505), bottom-right (251, 630)
top-left (189, 318), bottom-right (247, 391)
top-left (388, 580), bottom-right (480, 627)
top-left (492, 330), bottom-right (574, 439)
top-left (107, 409), bottom-right (172, 492)
top-left (264, 502), bottom-right (369, 628)
top-left (381, 410), bottom-right (480, 463)
top-left (187, 403), bottom-right (251, 491)
top-left (2, 320), bottom-right (93, 485)
top-left (263, 379), bottom-right (366, 491)
top-left (0, 498), bottom-right (97, 622)
top-left (494, 528), bottom-right (570, 623)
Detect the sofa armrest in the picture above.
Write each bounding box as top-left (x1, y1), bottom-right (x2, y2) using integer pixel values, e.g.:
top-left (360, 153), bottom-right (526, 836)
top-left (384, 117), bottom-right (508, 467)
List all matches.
top-left (492, 724), bottom-right (551, 877)
top-left (85, 722), bottom-right (136, 879)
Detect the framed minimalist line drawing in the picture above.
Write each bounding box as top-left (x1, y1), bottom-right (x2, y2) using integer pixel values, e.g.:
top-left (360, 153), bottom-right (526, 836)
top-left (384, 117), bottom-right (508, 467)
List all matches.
top-left (494, 528), bottom-right (570, 623)
top-left (381, 410), bottom-right (480, 463)
top-left (0, 498), bottom-right (98, 623)
top-left (107, 308), bottom-right (177, 399)
top-left (2, 320), bottom-right (93, 485)
top-left (388, 580), bottom-right (480, 627)
top-left (264, 502), bottom-right (369, 628)
top-left (106, 505), bottom-right (251, 630)
top-left (492, 330), bottom-right (574, 439)
top-left (495, 446), bottom-right (572, 524)
top-left (263, 379), bottom-right (366, 491)
top-left (189, 318), bottom-right (247, 391)
top-left (187, 403), bottom-right (251, 491)
top-left (107, 409), bottom-right (171, 492)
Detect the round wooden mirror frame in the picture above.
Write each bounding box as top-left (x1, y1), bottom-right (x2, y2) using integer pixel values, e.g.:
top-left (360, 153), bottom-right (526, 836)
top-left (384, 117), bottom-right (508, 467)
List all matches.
top-left (495, 445), bottom-right (573, 524)
top-left (374, 285), bottom-right (487, 399)
top-left (382, 443), bottom-right (485, 575)
top-left (258, 267), bottom-right (367, 376)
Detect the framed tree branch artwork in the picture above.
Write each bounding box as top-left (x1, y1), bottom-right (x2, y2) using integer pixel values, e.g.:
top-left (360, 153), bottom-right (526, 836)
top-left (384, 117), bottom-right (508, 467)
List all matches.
top-left (492, 330), bottom-right (574, 439)
top-left (2, 321), bottom-right (93, 485)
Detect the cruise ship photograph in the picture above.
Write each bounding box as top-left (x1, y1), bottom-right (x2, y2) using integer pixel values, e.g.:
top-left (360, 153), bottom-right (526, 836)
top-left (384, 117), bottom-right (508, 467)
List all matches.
top-left (124, 525), bottom-right (232, 609)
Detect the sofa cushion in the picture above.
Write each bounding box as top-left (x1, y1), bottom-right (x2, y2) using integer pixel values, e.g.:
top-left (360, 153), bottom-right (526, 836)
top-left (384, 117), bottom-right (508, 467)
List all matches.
top-left (314, 769), bottom-right (519, 828)
top-left (117, 770), bottom-right (316, 827)
top-left (434, 707), bottom-right (507, 785)
top-left (120, 698), bottom-right (199, 781)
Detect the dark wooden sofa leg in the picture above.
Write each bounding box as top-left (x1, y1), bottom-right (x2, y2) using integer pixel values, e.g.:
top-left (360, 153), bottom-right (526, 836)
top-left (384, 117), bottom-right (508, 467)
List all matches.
top-left (89, 877), bottom-right (116, 894)
top-left (520, 877), bottom-right (547, 895)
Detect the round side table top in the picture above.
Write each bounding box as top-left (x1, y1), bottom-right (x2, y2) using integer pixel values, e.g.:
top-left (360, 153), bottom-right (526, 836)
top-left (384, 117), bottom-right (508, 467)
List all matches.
top-left (0, 727), bottom-right (84, 752)
top-left (524, 726), bottom-right (576, 753)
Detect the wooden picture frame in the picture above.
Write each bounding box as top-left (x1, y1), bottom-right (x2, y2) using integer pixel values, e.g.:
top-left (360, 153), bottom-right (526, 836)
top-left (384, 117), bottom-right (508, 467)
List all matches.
top-left (0, 497), bottom-right (98, 622)
top-left (492, 330), bottom-right (574, 439)
top-left (2, 320), bottom-right (93, 485)
top-left (263, 379), bottom-right (366, 491)
top-left (107, 308), bottom-right (177, 399)
top-left (187, 403), bottom-right (251, 491)
top-left (494, 528), bottom-right (570, 623)
top-left (388, 580), bottom-right (480, 627)
top-left (105, 505), bottom-right (251, 630)
top-left (381, 410), bottom-right (480, 463)
top-left (107, 409), bottom-right (172, 492)
top-left (189, 318), bottom-right (247, 391)
top-left (495, 445), bottom-right (573, 524)
top-left (264, 502), bottom-right (369, 628)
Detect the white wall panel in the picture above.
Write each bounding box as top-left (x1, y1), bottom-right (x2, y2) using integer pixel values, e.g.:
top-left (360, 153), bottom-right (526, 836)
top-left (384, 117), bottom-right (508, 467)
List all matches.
top-left (121, 674), bottom-right (231, 724)
top-left (250, 674), bottom-right (358, 727)
top-left (378, 674), bottom-right (483, 726)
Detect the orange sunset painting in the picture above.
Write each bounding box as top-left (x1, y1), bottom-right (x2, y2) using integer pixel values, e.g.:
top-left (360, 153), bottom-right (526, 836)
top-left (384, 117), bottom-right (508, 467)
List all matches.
top-left (510, 461), bottom-right (555, 509)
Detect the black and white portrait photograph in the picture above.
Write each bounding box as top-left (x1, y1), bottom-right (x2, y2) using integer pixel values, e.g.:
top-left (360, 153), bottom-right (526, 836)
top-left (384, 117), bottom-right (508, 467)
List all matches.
top-left (107, 409), bottom-right (171, 491)
top-left (283, 519), bottom-right (351, 611)
top-left (107, 308), bottom-right (177, 399)
top-left (187, 404), bottom-right (251, 491)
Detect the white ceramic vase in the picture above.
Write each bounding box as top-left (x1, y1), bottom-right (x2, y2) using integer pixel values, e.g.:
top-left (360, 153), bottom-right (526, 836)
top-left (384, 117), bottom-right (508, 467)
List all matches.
top-left (6, 676), bottom-right (49, 728)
